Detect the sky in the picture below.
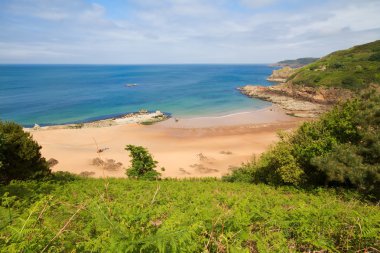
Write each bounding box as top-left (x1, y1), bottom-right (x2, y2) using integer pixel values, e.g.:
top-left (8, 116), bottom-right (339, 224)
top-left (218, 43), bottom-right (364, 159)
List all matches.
top-left (0, 0), bottom-right (379, 64)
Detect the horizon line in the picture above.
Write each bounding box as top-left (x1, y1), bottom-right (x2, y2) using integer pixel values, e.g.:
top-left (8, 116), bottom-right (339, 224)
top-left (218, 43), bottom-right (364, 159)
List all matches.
top-left (0, 63), bottom-right (275, 66)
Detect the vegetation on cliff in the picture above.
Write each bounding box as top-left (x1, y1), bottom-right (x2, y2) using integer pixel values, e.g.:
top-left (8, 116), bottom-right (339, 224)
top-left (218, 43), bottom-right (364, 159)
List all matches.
top-left (288, 40), bottom-right (380, 89)
top-left (274, 57), bottom-right (319, 68)
top-left (241, 40), bottom-right (380, 118)
top-left (225, 91), bottom-right (380, 199)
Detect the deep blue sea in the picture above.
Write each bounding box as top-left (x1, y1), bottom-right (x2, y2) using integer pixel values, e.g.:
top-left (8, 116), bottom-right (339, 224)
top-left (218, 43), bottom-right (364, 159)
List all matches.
top-left (0, 64), bottom-right (275, 127)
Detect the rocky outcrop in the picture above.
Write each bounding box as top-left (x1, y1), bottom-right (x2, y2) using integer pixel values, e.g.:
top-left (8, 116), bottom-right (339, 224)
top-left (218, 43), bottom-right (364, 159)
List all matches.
top-left (238, 84), bottom-right (352, 118)
top-left (28, 110), bottom-right (169, 130)
top-left (267, 67), bottom-right (295, 83)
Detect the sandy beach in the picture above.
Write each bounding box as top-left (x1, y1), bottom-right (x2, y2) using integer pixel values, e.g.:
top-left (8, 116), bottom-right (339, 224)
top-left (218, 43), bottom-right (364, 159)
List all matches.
top-left (30, 106), bottom-right (306, 178)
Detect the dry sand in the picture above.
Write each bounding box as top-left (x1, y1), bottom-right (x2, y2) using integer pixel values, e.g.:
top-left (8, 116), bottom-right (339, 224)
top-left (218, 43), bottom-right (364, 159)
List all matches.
top-left (30, 106), bottom-right (306, 178)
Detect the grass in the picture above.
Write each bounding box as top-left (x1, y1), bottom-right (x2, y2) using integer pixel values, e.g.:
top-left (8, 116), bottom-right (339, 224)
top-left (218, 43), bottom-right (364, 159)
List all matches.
top-left (0, 177), bottom-right (379, 252)
top-left (288, 40), bottom-right (380, 89)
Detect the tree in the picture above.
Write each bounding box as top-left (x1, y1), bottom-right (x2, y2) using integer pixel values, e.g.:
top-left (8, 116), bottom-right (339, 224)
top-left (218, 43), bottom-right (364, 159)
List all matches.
top-left (0, 121), bottom-right (51, 183)
top-left (125, 145), bottom-right (161, 180)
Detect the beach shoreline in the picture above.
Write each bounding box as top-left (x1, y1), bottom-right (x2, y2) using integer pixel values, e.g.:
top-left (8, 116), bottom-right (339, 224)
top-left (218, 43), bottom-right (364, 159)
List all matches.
top-left (30, 105), bottom-right (307, 179)
top-left (155, 105), bottom-right (304, 128)
top-left (26, 104), bottom-right (300, 130)
top-left (26, 110), bottom-right (170, 131)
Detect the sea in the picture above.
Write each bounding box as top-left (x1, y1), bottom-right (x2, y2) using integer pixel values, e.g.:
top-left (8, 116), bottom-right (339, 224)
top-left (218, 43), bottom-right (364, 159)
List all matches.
top-left (0, 64), bottom-right (276, 127)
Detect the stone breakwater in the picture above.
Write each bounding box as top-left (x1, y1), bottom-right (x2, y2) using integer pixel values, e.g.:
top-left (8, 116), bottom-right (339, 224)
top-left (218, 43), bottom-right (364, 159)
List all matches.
top-left (238, 84), bottom-right (352, 118)
top-left (29, 110), bottom-right (169, 130)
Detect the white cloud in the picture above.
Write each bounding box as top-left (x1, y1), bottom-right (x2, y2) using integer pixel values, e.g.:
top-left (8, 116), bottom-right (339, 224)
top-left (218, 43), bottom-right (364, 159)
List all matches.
top-left (284, 1), bottom-right (380, 39)
top-left (0, 0), bottom-right (379, 63)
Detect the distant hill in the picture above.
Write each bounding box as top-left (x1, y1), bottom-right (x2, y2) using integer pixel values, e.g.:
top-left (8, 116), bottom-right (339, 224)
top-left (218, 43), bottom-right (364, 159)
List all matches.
top-left (288, 40), bottom-right (380, 89)
top-left (273, 58), bottom-right (319, 68)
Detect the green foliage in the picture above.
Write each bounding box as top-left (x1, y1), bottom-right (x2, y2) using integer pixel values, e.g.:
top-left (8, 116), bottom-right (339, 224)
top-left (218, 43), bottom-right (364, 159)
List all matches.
top-left (288, 40), bottom-right (380, 89)
top-left (0, 121), bottom-right (50, 184)
top-left (341, 76), bottom-right (362, 88)
top-left (222, 161), bottom-right (258, 183)
top-left (330, 62), bottom-right (344, 69)
top-left (0, 179), bottom-right (378, 252)
top-left (225, 91), bottom-right (380, 198)
top-left (254, 141), bottom-right (305, 186)
top-left (125, 145), bottom-right (161, 180)
top-left (311, 144), bottom-right (380, 194)
top-left (368, 52), bottom-right (380, 61)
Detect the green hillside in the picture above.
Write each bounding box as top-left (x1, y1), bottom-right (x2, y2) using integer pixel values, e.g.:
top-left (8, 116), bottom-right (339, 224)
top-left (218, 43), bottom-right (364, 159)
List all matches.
top-left (288, 40), bottom-right (380, 89)
top-left (0, 178), bottom-right (379, 252)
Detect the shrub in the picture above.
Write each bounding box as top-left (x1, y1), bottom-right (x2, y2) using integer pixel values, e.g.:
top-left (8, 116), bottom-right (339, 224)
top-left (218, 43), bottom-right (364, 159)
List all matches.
top-left (49, 171), bottom-right (79, 182)
top-left (368, 52), bottom-right (380, 61)
top-left (224, 91), bottom-right (380, 198)
top-left (311, 144), bottom-right (380, 196)
top-left (341, 76), bottom-right (361, 88)
top-left (222, 162), bottom-right (257, 183)
top-left (330, 62), bottom-right (344, 69)
top-left (125, 145), bottom-right (161, 180)
top-left (0, 121), bottom-right (50, 184)
top-left (309, 65), bottom-right (318, 71)
top-left (254, 142), bottom-right (305, 185)
top-left (313, 76), bottom-right (322, 83)
top-left (355, 65), bottom-right (363, 73)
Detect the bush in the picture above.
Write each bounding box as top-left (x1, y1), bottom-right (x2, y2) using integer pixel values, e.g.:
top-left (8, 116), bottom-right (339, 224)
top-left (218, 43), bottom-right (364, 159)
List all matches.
top-left (341, 76), bottom-right (361, 88)
top-left (222, 161), bottom-right (257, 183)
top-left (330, 62), bottom-right (344, 69)
top-left (224, 91), bottom-right (380, 198)
top-left (311, 144), bottom-right (380, 195)
top-left (254, 141), bottom-right (305, 186)
top-left (125, 145), bottom-right (161, 180)
top-left (0, 121), bottom-right (50, 184)
top-left (368, 52), bottom-right (380, 61)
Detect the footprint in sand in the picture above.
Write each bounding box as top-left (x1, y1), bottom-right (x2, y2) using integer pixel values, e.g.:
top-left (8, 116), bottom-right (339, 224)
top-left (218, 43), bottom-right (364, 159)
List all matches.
top-left (91, 157), bottom-right (123, 171)
top-left (197, 153), bottom-right (216, 164)
top-left (189, 163), bottom-right (219, 173)
top-left (179, 168), bottom-right (191, 175)
top-left (220, 150), bottom-right (233, 155)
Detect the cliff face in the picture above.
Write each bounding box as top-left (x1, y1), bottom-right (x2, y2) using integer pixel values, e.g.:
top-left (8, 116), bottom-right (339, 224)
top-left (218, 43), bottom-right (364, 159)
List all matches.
top-left (240, 41), bottom-right (380, 117)
top-left (239, 83), bottom-right (353, 118)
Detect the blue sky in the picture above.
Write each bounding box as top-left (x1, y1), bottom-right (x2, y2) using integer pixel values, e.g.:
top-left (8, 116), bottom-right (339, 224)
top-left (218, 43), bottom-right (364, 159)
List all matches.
top-left (0, 0), bottom-right (379, 64)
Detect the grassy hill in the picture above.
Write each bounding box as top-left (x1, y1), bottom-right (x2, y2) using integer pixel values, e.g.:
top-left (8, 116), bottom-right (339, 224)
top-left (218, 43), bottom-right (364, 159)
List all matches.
top-left (0, 177), bottom-right (379, 252)
top-left (274, 58), bottom-right (319, 68)
top-left (288, 40), bottom-right (380, 89)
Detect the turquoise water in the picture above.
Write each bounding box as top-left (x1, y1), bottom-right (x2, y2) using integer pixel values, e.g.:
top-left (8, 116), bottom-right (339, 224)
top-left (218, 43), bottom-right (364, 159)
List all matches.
top-left (0, 64), bottom-right (274, 127)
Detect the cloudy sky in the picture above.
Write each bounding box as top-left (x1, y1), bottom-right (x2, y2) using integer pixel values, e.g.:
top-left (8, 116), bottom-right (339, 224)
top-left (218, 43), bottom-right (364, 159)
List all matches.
top-left (0, 0), bottom-right (379, 64)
